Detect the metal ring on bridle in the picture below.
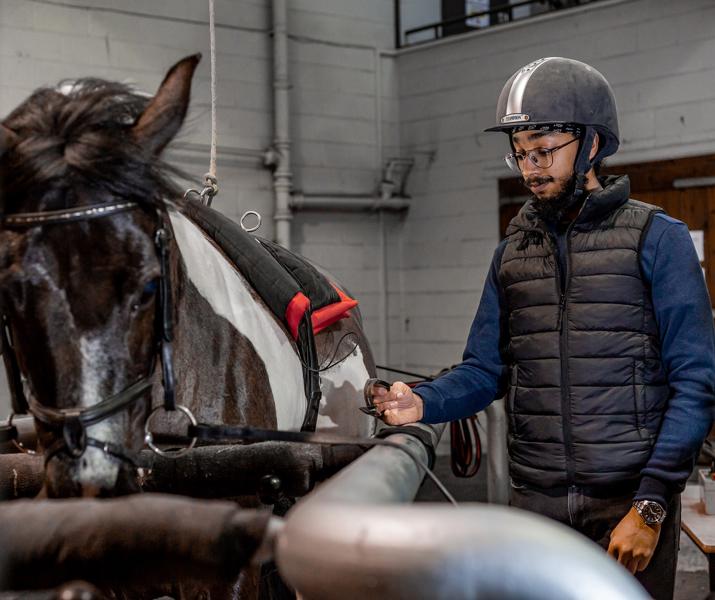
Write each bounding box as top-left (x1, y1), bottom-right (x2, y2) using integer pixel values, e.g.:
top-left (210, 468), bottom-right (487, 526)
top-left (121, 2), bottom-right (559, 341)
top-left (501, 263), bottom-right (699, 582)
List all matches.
top-left (7, 413), bottom-right (36, 455)
top-left (240, 210), bottom-right (262, 233)
top-left (143, 404), bottom-right (198, 458)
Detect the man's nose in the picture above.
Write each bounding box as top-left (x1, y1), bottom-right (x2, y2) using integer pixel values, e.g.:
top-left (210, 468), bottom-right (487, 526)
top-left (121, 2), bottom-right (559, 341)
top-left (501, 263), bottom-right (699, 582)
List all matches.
top-left (520, 156), bottom-right (539, 178)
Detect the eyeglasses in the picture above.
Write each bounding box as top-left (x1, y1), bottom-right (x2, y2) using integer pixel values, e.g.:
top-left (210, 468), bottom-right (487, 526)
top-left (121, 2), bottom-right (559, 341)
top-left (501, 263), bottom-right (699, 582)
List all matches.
top-left (504, 137), bottom-right (579, 172)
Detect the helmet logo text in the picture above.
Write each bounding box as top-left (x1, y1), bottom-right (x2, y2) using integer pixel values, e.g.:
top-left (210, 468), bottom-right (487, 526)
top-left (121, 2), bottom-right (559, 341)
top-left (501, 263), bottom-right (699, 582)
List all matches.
top-left (501, 113), bottom-right (530, 124)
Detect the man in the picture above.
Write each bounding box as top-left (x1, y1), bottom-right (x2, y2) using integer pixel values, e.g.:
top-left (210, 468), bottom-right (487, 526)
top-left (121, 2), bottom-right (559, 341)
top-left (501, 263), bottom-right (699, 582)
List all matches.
top-left (373, 57), bottom-right (715, 600)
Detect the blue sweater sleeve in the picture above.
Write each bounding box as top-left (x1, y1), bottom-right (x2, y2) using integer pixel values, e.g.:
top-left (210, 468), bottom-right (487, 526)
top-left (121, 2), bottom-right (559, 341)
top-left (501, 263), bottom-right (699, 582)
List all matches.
top-left (416, 243), bottom-right (509, 423)
top-left (635, 213), bottom-right (715, 507)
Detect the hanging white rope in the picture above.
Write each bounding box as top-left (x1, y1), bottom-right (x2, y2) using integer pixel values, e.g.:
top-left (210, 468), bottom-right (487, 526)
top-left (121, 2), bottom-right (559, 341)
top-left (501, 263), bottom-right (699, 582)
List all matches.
top-left (185, 0), bottom-right (219, 206)
top-left (207, 0), bottom-right (218, 183)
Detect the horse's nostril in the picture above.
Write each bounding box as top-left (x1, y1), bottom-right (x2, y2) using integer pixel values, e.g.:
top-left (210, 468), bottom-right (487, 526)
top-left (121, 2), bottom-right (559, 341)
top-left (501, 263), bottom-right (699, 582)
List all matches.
top-left (81, 458), bottom-right (88, 469)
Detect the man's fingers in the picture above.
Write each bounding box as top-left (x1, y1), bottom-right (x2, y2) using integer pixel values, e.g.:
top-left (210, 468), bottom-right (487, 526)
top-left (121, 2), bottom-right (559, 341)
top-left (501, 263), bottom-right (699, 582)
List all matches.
top-left (617, 551), bottom-right (636, 574)
top-left (374, 400), bottom-right (399, 411)
top-left (634, 555), bottom-right (650, 573)
top-left (383, 409), bottom-right (400, 425)
top-left (607, 540), bottom-right (618, 559)
top-left (382, 408), bottom-right (417, 426)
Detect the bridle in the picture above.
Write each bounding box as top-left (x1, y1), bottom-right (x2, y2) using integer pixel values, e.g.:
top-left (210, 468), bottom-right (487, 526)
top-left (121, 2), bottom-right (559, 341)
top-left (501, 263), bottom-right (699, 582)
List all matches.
top-left (0, 199), bottom-right (187, 468)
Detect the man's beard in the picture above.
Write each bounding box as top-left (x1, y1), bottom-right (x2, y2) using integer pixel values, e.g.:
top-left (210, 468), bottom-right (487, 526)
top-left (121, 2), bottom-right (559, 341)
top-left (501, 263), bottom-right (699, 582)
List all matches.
top-left (524, 173), bottom-right (578, 224)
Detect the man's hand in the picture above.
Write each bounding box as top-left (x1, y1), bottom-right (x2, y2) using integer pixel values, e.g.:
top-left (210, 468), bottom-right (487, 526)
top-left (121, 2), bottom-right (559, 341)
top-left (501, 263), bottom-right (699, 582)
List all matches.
top-left (371, 381), bottom-right (423, 425)
top-left (607, 506), bottom-right (661, 574)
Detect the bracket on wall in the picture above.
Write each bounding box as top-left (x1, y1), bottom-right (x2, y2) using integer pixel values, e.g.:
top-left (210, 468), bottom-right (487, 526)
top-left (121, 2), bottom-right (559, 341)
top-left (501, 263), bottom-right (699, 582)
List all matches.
top-left (380, 157), bottom-right (415, 199)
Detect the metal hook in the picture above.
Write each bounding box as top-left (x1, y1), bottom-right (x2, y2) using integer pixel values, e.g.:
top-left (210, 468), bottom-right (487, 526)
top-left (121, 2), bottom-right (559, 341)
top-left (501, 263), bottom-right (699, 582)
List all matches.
top-left (183, 173), bottom-right (219, 208)
top-left (240, 211), bottom-right (262, 233)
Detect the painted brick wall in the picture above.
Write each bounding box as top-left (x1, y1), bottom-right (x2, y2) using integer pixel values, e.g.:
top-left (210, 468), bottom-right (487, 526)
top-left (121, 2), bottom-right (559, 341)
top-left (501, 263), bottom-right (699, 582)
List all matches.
top-left (394, 0), bottom-right (715, 375)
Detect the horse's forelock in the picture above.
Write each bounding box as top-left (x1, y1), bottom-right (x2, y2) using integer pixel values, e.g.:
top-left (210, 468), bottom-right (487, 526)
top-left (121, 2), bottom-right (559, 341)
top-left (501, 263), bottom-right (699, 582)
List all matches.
top-left (1, 79), bottom-right (179, 203)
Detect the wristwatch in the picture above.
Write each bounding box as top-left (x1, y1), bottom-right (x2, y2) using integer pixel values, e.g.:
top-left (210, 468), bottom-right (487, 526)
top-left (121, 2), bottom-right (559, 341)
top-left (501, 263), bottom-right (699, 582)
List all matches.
top-left (633, 500), bottom-right (667, 525)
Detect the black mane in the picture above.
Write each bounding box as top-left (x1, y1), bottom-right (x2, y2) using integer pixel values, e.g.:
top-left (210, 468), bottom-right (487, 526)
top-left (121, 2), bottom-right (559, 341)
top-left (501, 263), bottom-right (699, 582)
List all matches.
top-left (0, 78), bottom-right (181, 208)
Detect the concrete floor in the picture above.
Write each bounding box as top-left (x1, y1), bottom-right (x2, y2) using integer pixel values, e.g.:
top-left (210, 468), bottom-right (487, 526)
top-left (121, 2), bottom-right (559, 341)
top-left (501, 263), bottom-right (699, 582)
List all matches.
top-left (415, 455), bottom-right (711, 600)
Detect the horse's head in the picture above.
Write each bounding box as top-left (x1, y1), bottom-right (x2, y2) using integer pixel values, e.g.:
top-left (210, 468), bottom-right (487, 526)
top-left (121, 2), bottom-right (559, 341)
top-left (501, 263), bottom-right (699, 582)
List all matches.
top-left (0, 55), bottom-right (200, 497)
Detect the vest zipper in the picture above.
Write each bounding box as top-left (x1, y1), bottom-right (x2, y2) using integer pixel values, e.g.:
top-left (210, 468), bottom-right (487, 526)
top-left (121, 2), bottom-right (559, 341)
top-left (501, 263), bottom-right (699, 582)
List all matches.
top-left (548, 227), bottom-right (575, 485)
top-left (559, 226), bottom-right (575, 484)
top-left (557, 294), bottom-right (566, 330)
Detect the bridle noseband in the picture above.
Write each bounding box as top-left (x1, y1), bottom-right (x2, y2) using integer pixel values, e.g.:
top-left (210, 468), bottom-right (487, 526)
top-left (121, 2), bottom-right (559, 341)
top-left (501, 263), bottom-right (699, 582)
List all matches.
top-left (0, 200), bottom-right (180, 468)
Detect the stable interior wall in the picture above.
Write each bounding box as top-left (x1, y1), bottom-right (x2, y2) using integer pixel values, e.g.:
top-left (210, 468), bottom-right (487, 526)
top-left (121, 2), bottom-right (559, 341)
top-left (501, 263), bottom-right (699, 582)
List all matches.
top-left (393, 0), bottom-right (715, 376)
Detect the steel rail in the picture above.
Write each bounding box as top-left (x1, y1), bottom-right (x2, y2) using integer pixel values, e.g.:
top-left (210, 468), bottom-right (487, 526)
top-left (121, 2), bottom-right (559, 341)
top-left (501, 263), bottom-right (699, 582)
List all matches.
top-left (275, 423), bottom-right (649, 600)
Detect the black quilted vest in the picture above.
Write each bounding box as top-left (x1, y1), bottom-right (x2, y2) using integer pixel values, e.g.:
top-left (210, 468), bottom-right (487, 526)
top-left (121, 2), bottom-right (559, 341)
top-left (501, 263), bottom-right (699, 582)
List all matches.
top-left (498, 176), bottom-right (669, 489)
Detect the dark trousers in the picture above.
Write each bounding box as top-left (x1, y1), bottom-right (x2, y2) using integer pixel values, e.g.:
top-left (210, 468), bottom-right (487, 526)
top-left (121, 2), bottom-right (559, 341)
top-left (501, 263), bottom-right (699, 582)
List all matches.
top-left (510, 483), bottom-right (681, 600)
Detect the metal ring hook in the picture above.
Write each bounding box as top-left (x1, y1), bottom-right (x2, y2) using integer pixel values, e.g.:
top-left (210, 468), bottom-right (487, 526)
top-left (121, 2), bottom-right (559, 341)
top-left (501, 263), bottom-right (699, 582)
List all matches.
top-left (240, 211), bottom-right (262, 233)
top-left (144, 404), bottom-right (198, 458)
top-left (183, 174), bottom-right (219, 208)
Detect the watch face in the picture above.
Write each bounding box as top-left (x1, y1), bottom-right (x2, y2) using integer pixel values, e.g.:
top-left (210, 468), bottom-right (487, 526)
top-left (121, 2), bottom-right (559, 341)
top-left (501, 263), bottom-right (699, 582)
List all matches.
top-left (637, 501), bottom-right (665, 524)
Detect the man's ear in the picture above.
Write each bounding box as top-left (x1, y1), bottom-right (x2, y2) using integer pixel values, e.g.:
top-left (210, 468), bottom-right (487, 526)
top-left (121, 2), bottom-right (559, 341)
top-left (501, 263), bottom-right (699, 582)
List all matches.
top-left (589, 132), bottom-right (600, 162)
top-left (132, 54), bottom-right (201, 155)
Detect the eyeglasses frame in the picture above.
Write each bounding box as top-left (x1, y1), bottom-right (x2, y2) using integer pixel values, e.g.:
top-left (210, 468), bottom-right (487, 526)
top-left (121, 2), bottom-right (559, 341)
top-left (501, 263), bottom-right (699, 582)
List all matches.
top-left (505, 136), bottom-right (580, 172)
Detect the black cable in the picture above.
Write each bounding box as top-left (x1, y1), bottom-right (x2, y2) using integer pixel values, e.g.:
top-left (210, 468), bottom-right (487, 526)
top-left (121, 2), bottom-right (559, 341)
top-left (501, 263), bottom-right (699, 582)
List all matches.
top-left (376, 365), bottom-right (435, 381)
top-left (295, 331), bottom-right (360, 374)
top-left (315, 331), bottom-right (360, 372)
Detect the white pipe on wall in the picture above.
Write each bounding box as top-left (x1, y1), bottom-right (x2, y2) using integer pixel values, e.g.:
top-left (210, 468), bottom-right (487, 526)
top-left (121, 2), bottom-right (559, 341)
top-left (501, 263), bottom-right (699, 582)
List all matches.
top-left (271, 0), bottom-right (292, 250)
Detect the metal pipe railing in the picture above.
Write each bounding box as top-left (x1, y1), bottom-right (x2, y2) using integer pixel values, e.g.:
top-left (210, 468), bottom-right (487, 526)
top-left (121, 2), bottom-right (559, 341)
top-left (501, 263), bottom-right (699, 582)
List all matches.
top-left (275, 425), bottom-right (649, 600)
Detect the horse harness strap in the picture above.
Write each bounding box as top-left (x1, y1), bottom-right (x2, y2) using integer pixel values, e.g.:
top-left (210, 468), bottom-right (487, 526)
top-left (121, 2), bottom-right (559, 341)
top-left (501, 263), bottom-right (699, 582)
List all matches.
top-left (0, 200), bottom-right (176, 465)
top-left (2, 201), bottom-right (140, 228)
top-left (29, 378), bottom-right (153, 427)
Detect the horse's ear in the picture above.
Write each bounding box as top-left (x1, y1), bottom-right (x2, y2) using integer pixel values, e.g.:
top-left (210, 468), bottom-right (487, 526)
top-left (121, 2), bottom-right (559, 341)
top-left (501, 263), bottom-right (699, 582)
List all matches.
top-left (132, 54), bottom-right (201, 155)
top-left (0, 125), bottom-right (18, 157)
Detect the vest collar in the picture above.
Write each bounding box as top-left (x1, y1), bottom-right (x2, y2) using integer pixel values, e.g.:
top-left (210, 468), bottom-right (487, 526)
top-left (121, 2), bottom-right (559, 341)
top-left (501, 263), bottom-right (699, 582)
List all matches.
top-left (507, 175), bottom-right (631, 236)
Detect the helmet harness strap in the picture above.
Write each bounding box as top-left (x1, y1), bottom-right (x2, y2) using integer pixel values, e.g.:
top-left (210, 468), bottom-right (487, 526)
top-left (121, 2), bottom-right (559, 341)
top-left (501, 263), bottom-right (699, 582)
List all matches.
top-left (572, 126), bottom-right (597, 200)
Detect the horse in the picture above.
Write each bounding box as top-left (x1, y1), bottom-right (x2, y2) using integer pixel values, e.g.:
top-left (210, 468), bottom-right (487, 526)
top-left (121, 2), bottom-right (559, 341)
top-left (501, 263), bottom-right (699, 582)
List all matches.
top-left (0, 54), bottom-right (376, 505)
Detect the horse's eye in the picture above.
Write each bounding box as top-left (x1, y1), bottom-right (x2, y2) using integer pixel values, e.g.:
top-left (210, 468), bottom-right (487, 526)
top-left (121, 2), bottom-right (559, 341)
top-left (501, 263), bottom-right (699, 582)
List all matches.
top-left (140, 278), bottom-right (159, 303)
top-left (131, 278), bottom-right (159, 313)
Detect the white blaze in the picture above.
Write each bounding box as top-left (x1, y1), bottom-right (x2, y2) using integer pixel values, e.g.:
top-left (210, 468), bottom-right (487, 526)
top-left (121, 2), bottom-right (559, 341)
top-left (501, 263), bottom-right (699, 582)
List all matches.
top-left (77, 334), bottom-right (120, 486)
